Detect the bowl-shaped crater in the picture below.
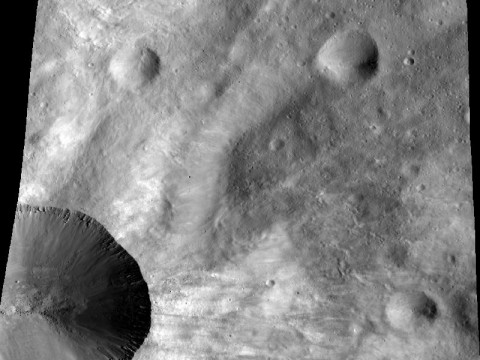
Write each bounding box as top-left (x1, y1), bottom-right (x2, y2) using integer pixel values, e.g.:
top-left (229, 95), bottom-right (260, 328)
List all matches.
top-left (1, 204), bottom-right (151, 360)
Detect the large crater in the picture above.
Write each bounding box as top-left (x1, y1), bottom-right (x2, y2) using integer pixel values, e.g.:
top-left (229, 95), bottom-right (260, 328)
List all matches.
top-left (1, 204), bottom-right (151, 360)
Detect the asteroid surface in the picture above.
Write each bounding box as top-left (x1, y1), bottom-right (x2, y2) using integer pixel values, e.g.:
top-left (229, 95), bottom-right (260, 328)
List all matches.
top-left (1, 0), bottom-right (476, 359)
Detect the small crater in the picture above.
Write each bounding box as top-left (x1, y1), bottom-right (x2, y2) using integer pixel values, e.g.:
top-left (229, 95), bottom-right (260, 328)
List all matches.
top-left (369, 123), bottom-right (382, 135)
top-left (109, 43), bottom-right (161, 91)
top-left (28, 132), bottom-right (42, 146)
top-left (403, 57), bottom-right (415, 66)
top-left (447, 254), bottom-right (456, 265)
top-left (269, 138), bottom-right (285, 151)
top-left (315, 29), bottom-right (379, 84)
top-left (266, 279), bottom-right (275, 287)
top-left (346, 186), bottom-right (400, 223)
top-left (451, 292), bottom-right (478, 334)
top-left (325, 11), bottom-right (336, 19)
top-left (376, 106), bottom-right (390, 119)
top-left (400, 163), bottom-right (421, 179)
top-left (415, 296), bottom-right (438, 321)
top-left (386, 291), bottom-right (439, 331)
top-left (416, 184), bottom-right (426, 192)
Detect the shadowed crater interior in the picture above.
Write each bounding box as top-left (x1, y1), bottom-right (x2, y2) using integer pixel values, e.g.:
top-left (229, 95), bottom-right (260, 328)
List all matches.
top-left (414, 294), bottom-right (438, 321)
top-left (1, 204), bottom-right (151, 360)
top-left (385, 290), bottom-right (439, 332)
top-left (316, 29), bottom-right (379, 84)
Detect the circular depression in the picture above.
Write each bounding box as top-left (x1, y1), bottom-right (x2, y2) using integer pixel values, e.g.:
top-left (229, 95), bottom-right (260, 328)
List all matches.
top-left (1, 204), bottom-right (151, 360)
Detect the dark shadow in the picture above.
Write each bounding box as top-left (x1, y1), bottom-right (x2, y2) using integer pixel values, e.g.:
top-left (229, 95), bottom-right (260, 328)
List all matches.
top-left (2, 204), bottom-right (151, 360)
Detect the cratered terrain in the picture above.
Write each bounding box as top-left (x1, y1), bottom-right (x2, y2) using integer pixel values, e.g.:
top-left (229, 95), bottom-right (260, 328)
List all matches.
top-left (1, 0), bottom-right (476, 360)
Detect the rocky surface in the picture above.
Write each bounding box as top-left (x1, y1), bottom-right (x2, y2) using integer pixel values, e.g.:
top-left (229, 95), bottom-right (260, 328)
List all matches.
top-left (1, 0), bottom-right (475, 359)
